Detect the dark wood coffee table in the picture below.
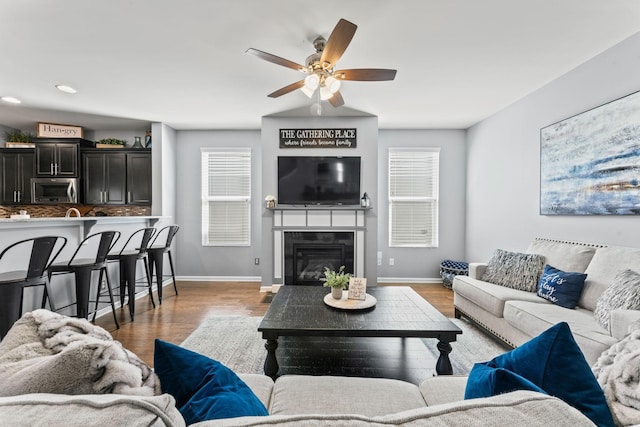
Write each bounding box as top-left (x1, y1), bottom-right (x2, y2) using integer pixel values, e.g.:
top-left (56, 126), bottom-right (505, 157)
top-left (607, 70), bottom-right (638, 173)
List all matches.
top-left (258, 286), bottom-right (462, 379)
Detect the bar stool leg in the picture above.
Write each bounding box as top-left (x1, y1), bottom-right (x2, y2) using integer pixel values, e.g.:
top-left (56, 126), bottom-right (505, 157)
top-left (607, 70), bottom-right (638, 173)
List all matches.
top-left (150, 251), bottom-right (164, 303)
top-left (122, 257), bottom-right (137, 321)
top-left (0, 284), bottom-right (23, 339)
top-left (74, 268), bottom-right (92, 319)
top-left (102, 267), bottom-right (119, 329)
top-left (167, 249), bottom-right (178, 295)
top-left (144, 257), bottom-right (156, 308)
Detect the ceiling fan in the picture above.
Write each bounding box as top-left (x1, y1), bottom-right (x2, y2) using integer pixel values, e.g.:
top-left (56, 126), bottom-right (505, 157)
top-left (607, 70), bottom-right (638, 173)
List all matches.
top-left (246, 18), bottom-right (397, 108)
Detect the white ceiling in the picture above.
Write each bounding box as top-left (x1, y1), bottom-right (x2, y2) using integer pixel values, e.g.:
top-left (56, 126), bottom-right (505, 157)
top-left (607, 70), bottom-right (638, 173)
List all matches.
top-left (1, 0), bottom-right (639, 132)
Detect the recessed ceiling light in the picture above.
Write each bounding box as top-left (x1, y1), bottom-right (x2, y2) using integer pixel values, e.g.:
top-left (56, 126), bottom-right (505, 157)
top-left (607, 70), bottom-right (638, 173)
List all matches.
top-left (56, 84), bottom-right (77, 94)
top-left (1, 96), bottom-right (21, 104)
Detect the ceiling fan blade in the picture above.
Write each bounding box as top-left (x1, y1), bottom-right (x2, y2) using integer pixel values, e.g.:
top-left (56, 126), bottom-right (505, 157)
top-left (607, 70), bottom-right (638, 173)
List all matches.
top-left (246, 48), bottom-right (307, 72)
top-left (268, 80), bottom-right (305, 98)
top-left (328, 91), bottom-right (345, 107)
top-left (320, 19), bottom-right (357, 67)
top-left (334, 68), bottom-right (397, 81)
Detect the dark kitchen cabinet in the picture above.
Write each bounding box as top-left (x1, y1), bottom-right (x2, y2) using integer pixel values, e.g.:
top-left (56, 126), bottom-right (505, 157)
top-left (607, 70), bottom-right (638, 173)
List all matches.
top-left (126, 152), bottom-right (152, 204)
top-left (35, 143), bottom-right (78, 177)
top-left (82, 150), bottom-right (151, 205)
top-left (0, 149), bottom-right (35, 204)
top-left (83, 152), bottom-right (126, 204)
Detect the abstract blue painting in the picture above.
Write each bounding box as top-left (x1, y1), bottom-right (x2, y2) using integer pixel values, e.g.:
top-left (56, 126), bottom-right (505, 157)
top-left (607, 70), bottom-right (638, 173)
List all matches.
top-left (540, 90), bottom-right (640, 215)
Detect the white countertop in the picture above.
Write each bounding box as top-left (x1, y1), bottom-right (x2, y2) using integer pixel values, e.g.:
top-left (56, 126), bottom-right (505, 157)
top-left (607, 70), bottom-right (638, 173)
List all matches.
top-left (0, 216), bottom-right (166, 222)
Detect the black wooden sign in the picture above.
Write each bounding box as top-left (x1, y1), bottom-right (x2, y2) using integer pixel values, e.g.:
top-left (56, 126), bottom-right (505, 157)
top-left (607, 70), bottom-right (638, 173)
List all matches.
top-left (279, 128), bottom-right (357, 148)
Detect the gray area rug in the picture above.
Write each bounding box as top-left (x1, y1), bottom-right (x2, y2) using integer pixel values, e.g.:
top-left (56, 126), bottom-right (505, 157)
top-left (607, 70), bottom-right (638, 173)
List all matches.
top-left (180, 315), bottom-right (511, 375)
top-left (423, 318), bottom-right (512, 375)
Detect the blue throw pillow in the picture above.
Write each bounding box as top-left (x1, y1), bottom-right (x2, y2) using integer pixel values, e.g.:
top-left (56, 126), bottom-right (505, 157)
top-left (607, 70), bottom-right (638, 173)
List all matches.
top-left (154, 339), bottom-right (268, 424)
top-left (536, 264), bottom-right (587, 309)
top-left (464, 322), bottom-right (614, 427)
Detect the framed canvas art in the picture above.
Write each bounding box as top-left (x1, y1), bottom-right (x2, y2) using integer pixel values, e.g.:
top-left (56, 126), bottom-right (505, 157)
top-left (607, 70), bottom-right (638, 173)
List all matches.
top-left (540, 90), bottom-right (640, 215)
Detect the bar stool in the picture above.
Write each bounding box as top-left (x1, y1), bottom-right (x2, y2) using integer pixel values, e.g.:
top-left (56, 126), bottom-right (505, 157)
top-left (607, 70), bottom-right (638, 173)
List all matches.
top-left (146, 225), bottom-right (179, 303)
top-left (45, 231), bottom-right (121, 328)
top-left (107, 227), bottom-right (156, 321)
top-left (0, 236), bottom-right (67, 339)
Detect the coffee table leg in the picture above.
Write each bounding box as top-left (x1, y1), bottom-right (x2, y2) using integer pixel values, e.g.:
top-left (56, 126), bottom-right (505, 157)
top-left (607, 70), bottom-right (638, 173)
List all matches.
top-left (436, 340), bottom-right (453, 375)
top-left (264, 339), bottom-right (279, 379)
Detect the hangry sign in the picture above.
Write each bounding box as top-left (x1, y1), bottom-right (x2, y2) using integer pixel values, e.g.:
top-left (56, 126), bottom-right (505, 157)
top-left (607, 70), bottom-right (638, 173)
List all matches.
top-left (279, 128), bottom-right (357, 148)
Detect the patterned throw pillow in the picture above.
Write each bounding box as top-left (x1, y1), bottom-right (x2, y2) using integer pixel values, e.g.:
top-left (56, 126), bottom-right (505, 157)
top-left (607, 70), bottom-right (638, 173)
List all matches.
top-left (481, 249), bottom-right (546, 292)
top-left (594, 269), bottom-right (640, 330)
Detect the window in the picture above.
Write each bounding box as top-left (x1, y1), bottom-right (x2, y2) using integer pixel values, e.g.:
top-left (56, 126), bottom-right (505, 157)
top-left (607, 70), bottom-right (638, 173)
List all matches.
top-left (201, 149), bottom-right (251, 246)
top-left (388, 148), bottom-right (440, 247)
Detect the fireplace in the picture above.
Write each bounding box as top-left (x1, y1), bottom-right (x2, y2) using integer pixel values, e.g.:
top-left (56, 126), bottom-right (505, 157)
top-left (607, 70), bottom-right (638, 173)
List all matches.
top-left (284, 231), bottom-right (354, 285)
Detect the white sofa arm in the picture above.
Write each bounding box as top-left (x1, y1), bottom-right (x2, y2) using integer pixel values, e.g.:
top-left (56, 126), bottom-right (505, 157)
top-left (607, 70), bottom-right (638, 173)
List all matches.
top-left (610, 309), bottom-right (640, 340)
top-left (468, 263), bottom-right (488, 279)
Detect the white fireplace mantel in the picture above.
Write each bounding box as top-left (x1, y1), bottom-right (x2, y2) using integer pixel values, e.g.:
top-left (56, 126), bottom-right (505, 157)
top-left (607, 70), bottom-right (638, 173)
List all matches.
top-left (270, 207), bottom-right (367, 289)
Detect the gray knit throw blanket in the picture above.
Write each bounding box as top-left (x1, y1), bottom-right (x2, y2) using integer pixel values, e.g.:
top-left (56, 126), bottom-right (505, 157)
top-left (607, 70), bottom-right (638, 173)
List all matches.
top-left (592, 327), bottom-right (640, 426)
top-left (0, 309), bottom-right (159, 397)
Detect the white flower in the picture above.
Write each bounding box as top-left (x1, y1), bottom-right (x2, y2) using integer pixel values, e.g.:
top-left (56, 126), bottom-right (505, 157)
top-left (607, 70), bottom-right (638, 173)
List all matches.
top-left (265, 195), bottom-right (276, 201)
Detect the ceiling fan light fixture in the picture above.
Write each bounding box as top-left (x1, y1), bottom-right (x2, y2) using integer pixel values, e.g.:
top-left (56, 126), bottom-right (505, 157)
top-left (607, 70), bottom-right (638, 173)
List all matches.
top-left (320, 86), bottom-right (334, 101)
top-left (304, 74), bottom-right (319, 90)
top-left (324, 76), bottom-right (341, 93)
top-left (300, 85), bottom-right (315, 98)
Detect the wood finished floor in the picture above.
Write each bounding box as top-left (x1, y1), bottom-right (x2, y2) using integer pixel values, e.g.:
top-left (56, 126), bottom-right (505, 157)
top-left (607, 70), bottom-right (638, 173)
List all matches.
top-left (94, 282), bottom-right (455, 369)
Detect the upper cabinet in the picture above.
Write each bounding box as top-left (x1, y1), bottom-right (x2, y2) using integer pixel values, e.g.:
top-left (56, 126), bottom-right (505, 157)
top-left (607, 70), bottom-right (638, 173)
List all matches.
top-left (35, 143), bottom-right (78, 177)
top-left (0, 149), bottom-right (35, 204)
top-left (33, 139), bottom-right (93, 178)
top-left (81, 149), bottom-right (151, 205)
top-left (126, 152), bottom-right (152, 204)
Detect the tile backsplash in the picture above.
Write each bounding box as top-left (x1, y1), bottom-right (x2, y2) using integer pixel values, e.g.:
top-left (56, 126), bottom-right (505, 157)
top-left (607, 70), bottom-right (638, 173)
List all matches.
top-left (0, 204), bottom-right (151, 218)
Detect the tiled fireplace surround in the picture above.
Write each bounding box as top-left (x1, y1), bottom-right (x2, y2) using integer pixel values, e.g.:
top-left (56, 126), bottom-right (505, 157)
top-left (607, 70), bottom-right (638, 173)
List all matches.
top-left (271, 207), bottom-right (366, 287)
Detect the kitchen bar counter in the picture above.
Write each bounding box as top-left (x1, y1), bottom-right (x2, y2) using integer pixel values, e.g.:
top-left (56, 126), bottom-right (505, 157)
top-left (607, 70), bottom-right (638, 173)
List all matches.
top-left (0, 216), bottom-right (168, 237)
top-left (0, 215), bottom-right (173, 320)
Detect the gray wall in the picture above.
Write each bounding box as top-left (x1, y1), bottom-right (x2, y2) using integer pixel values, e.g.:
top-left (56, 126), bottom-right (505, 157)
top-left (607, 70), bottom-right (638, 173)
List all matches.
top-left (174, 129), bottom-right (262, 279)
top-left (260, 109), bottom-right (379, 286)
top-left (465, 32), bottom-right (640, 261)
top-left (377, 129), bottom-right (467, 281)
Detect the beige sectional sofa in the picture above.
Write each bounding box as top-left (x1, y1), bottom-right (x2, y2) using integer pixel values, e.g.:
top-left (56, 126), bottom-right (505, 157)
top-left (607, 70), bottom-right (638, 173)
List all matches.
top-left (453, 237), bottom-right (640, 364)
top-left (0, 306), bottom-right (597, 426)
top-left (0, 374), bottom-right (595, 426)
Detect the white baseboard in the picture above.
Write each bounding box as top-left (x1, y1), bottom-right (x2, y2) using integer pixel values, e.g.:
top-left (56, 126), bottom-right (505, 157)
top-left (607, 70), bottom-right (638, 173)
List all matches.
top-left (377, 277), bottom-right (443, 284)
top-left (176, 276), bottom-right (261, 282)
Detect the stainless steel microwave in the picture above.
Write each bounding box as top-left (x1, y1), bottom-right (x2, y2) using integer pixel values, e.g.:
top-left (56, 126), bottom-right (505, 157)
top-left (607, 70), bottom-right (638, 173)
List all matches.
top-left (31, 178), bottom-right (79, 204)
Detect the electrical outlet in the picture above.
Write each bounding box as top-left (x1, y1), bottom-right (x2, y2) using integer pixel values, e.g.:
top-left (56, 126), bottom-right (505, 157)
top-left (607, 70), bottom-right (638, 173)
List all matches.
top-left (377, 251), bottom-right (382, 266)
top-left (389, 258), bottom-right (395, 266)
top-left (254, 258), bottom-right (260, 265)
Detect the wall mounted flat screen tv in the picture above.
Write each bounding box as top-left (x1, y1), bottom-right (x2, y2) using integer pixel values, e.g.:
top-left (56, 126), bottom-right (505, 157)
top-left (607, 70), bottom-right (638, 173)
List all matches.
top-left (278, 156), bottom-right (361, 205)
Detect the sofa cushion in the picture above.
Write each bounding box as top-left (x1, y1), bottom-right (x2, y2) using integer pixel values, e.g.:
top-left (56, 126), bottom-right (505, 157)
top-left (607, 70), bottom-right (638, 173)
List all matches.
top-left (464, 322), bottom-right (614, 427)
top-left (526, 239), bottom-right (597, 273)
top-left (453, 275), bottom-right (547, 318)
top-left (269, 375), bottom-right (426, 417)
top-left (582, 246), bottom-right (640, 311)
top-left (419, 376), bottom-right (468, 406)
top-left (594, 269), bottom-right (640, 330)
top-left (191, 391), bottom-right (594, 426)
top-left (536, 264), bottom-right (587, 309)
top-left (481, 249), bottom-right (545, 292)
top-left (154, 339), bottom-right (268, 424)
top-left (237, 374), bottom-right (275, 409)
top-left (0, 393), bottom-right (185, 427)
top-left (503, 300), bottom-right (616, 365)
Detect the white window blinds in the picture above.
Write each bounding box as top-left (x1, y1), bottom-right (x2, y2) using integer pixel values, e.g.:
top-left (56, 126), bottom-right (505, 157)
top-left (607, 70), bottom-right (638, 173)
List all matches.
top-left (201, 149), bottom-right (251, 246)
top-left (388, 148), bottom-right (440, 247)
